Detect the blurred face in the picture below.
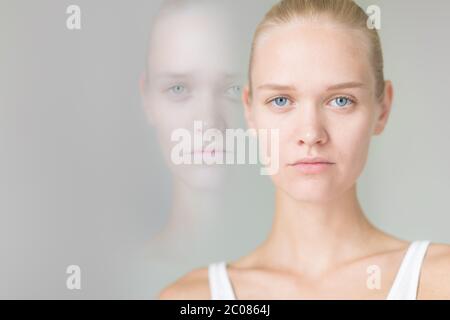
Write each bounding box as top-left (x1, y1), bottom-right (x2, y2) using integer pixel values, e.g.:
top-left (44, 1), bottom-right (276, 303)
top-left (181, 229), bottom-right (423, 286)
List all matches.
top-left (141, 6), bottom-right (245, 190)
top-left (244, 21), bottom-right (392, 203)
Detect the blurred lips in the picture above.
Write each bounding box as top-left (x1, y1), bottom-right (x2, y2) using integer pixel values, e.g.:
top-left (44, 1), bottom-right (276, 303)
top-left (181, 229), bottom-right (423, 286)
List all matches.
top-left (289, 157), bottom-right (335, 174)
top-left (190, 149), bottom-right (228, 155)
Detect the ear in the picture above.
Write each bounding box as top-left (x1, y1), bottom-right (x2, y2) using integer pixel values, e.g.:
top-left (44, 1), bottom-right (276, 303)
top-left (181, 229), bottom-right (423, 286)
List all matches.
top-left (242, 85), bottom-right (257, 133)
top-left (139, 72), bottom-right (155, 126)
top-left (373, 80), bottom-right (394, 136)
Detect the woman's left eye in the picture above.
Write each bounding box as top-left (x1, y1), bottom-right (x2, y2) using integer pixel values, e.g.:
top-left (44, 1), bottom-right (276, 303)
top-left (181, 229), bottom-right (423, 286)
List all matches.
top-left (329, 96), bottom-right (354, 108)
top-left (269, 96), bottom-right (291, 108)
top-left (225, 85), bottom-right (242, 99)
top-left (169, 84), bottom-right (186, 94)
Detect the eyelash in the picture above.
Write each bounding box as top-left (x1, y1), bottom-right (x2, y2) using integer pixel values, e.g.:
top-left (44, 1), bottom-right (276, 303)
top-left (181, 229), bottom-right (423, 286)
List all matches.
top-left (328, 95), bottom-right (356, 109)
top-left (166, 84), bottom-right (186, 93)
top-left (266, 95), bottom-right (357, 110)
top-left (266, 96), bottom-right (294, 109)
top-left (163, 84), bottom-right (190, 102)
top-left (163, 84), bottom-right (242, 104)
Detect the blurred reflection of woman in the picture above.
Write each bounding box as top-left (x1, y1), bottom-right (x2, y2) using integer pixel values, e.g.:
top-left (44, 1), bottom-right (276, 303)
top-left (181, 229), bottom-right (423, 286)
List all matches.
top-left (139, 0), bottom-right (245, 259)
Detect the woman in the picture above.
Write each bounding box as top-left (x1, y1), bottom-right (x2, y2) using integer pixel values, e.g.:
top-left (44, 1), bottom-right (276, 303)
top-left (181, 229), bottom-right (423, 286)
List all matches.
top-left (136, 0), bottom-right (247, 299)
top-left (140, 0), bottom-right (244, 259)
top-left (158, 0), bottom-right (450, 299)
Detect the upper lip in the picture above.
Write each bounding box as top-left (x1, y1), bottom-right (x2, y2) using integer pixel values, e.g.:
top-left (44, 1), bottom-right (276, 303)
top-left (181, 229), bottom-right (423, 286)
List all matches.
top-left (290, 157), bottom-right (335, 165)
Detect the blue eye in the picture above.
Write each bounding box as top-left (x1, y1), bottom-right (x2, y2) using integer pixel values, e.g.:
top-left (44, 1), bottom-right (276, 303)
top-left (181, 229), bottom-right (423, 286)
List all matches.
top-left (330, 96), bottom-right (354, 108)
top-left (270, 97), bottom-right (290, 108)
top-left (225, 85), bottom-right (242, 99)
top-left (169, 85), bottom-right (185, 94)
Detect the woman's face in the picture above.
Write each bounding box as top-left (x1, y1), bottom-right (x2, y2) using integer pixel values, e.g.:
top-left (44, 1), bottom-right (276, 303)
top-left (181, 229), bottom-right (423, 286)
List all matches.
top-left (141, 6), bottom-right (244, 190)
top-left (244, 21), bottom-right (392, 203)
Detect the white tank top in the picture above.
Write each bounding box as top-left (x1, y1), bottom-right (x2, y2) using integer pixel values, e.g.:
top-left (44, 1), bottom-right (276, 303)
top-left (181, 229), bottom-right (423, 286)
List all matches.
top-left (208, 240), bottom-right (431, 300)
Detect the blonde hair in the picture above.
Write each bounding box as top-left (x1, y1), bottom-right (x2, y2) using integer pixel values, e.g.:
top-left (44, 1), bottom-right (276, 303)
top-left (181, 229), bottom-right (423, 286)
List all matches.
top-left (248, 0), bottom-right (385, 100)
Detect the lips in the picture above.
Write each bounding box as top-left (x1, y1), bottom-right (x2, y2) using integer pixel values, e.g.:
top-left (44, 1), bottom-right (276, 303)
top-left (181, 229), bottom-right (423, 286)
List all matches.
top-left (290, 157), bottom-right (334, 165)
top-left (289, 157), bottom-right (335, 174)
top-left (190, 150), bottom-right (228, 155)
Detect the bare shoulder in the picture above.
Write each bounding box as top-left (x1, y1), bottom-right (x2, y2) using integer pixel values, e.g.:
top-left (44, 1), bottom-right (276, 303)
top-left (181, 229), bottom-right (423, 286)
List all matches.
top-left (157, 267), bottom-right (210, 300)
top-left (419, 242), bottom-right (450, 299)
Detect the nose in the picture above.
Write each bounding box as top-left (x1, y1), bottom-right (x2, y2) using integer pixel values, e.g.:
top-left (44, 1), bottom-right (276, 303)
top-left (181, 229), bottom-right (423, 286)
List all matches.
top-left (294, 103), bottom-right (328, 147)
top-left (298, 128), bottom-right (327, 146)
top-left (194, 92), bottom-right (227, 133)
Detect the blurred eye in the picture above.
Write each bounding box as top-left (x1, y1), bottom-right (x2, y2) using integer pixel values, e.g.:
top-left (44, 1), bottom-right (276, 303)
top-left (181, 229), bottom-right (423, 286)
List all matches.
top-left (329, 96), bottom-right (354, 108)
top-left (269, 96), bottom-right (291, 108)
top-left (169, 84), bottom-right (186, 95)
top-left (225, 85), bottom-right (242, 99)
top-left (164, 84), bottom-right (190, 102)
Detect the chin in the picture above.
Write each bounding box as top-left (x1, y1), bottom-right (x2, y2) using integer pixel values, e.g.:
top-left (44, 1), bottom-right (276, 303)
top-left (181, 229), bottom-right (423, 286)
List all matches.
top-left (280, 179), bottom-right (338, 203)
top-left (176, 165), bottom-right (227, 190)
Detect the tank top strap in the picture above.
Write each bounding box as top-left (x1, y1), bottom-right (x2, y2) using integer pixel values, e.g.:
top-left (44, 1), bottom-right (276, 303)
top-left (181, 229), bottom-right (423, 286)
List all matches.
top-left (386, 240), bottom-right (431, 300)
top-left (208, 261), bottom-right (237, 300)
top-left (209, 241), bottom-right (431, 300)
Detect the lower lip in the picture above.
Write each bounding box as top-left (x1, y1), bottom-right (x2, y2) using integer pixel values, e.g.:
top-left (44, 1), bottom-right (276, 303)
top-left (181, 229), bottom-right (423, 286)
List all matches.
top-left (291, 162), bottom-right (334, 174)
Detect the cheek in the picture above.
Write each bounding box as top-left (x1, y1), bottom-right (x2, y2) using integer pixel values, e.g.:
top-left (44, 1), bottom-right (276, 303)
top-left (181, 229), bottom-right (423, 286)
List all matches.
top-left (252, 107), bottom-right (282, 130)
top-left (148, 102), bottom-right (194, 165)
top-left (150, 99), bottom-right (199, 151)
top-left (332, 112), bottom-right (374, 182)
top-left (150, 97), bottom-right (192, 127)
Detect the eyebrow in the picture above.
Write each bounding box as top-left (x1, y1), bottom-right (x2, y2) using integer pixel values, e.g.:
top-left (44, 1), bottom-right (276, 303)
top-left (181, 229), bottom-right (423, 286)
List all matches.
top-left (256, 81), bottom-right (365, 91)
top-left (154, 72), bottom-right (191, 80)
top-left (256, 84), bottom-right (296, 91)
top-left (155, 72), bottom-right (243, 81)
top-left (326, 82), bottom-right (365, 90)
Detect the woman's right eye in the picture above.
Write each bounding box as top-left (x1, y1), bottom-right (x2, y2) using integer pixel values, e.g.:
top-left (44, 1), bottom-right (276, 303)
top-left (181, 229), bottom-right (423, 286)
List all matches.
top-left (168, 84), bottom-right (186, 95)
top-left (268, 96), bottom-right (291, 109)
top-left (164, 84), bottom-right (190, 102)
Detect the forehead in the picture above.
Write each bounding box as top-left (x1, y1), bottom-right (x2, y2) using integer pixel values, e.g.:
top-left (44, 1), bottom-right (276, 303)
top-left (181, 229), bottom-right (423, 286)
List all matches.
top-left (147, 8), bottom-right (238, 76)
top-left (252, 22), bottom-right (374, 92)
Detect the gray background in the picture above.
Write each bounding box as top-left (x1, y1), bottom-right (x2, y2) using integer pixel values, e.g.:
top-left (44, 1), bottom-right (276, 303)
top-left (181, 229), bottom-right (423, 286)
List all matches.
top-left (0, 0), bottom-right (449, 298)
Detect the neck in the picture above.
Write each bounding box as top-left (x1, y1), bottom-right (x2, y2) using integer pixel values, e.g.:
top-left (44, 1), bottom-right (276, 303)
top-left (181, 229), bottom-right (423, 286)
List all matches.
top-left (153, 177), bottom-right (225, 248)
top-left (260, 184), bottom-right (383, 276)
